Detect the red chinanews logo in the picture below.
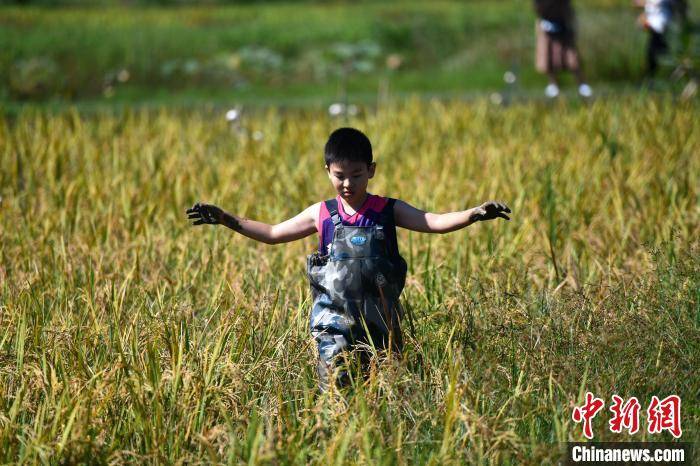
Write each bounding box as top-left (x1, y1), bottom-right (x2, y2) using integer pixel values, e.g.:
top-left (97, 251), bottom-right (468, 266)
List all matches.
top-left (572, 392), bottom-right (682, 439)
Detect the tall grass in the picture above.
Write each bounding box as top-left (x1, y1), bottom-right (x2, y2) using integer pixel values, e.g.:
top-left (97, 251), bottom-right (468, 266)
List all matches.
top-left (0, 96), bottom-right (698, 463)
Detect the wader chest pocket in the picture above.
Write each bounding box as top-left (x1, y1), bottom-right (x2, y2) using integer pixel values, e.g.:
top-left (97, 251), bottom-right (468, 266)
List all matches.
top-left (350, 235), bottom-right (367, 245)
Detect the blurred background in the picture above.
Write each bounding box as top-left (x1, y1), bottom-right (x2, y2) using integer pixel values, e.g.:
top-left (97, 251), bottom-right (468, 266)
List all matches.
top-left (1, 0), bottom-right (698, 110)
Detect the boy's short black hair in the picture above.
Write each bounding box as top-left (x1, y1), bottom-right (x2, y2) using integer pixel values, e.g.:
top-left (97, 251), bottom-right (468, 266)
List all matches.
top-left (324, 127), bottom-right (373, 167)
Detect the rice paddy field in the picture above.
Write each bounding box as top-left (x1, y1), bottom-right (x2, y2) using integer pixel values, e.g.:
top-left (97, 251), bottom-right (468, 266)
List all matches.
top-left (1, 96), bottom-right (699, 464)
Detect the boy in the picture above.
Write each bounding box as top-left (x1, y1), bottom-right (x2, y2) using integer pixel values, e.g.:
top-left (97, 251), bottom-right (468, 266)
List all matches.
top-left (186, 127), bottom-right (511, 391)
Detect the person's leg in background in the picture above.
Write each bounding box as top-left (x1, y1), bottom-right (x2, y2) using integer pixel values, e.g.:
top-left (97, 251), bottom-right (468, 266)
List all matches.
top-left (647, 29), bottom-right (668, 77)
top-left (567, 45), bottom-right (593, 98)
top-left (537, 22), bottom-right (561, 98)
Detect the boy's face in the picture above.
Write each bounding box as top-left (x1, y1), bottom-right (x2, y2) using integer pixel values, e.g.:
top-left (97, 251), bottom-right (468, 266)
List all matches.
top-left (326, 160), bottom-right (376, 203)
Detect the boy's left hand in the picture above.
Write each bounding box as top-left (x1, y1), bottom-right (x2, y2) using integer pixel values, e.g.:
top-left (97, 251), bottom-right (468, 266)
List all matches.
top-left (472, 201), bottom-right (511, 222)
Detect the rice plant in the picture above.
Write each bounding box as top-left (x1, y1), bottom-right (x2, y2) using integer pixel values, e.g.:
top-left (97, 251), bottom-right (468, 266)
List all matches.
top-left (0, 96), bottom-right (698, 464)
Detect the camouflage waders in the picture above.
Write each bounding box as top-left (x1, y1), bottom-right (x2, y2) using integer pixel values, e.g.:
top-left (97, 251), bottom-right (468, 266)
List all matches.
top-left (307, 198), bottom-right (407, 391)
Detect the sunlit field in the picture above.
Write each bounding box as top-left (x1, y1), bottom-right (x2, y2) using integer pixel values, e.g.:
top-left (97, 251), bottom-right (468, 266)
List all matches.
top-left (1, 97), bottom-right (698, 464)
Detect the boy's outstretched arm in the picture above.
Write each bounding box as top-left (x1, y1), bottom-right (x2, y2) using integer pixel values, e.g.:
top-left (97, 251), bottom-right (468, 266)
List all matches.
top-left (394, 200), bottom-right (511, 234)
top-left (186, 202), bottom-right (318, 244)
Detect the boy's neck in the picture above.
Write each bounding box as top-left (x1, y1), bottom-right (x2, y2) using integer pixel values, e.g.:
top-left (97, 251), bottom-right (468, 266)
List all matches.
top-left (339, 192), bottom-right (369, 215)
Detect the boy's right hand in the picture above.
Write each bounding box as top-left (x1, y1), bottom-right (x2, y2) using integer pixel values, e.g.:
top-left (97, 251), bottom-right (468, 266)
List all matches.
top-left (187, 203), bottom-right (224, 225)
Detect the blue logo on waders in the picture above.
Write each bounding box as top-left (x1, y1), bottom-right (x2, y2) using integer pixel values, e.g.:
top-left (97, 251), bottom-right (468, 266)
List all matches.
top-left (350, 236), bottom-right (367, 245)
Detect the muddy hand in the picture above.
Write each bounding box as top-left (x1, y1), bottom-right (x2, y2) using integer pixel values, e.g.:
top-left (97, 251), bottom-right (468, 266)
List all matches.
top-left (472, 201), bottom-right (511, 222)
top-left (186, 202), bottom-right (224, 225)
